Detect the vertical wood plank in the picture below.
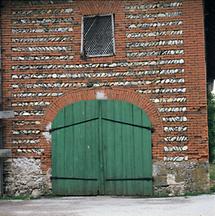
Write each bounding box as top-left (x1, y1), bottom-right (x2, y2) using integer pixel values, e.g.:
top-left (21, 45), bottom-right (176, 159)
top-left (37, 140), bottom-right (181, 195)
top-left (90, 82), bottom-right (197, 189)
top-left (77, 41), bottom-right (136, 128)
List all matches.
top-left (102, 100), bottom-right (152, 195)
top-left (52, 100), bottom-right (152, 196)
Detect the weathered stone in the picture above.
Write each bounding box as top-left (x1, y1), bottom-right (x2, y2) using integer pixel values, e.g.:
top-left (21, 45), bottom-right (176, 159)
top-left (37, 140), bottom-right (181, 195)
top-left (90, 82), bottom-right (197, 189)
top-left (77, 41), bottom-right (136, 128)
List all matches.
top-left (4, 158), bottom-right (49, 196)
top-left (153, 161), bottom-right (210, 196)
top-left (31, 189), bottom-right (42, 198)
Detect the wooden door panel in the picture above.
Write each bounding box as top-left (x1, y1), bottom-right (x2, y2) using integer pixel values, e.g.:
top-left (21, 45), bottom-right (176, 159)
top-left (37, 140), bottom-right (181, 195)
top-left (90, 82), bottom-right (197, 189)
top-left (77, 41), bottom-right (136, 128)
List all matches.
top-left (52, 100), bottom-right (152, 196)
top-left (102, 115), bottom-right (152, 195)
top-left (52, 118), bottom-right (100, 195)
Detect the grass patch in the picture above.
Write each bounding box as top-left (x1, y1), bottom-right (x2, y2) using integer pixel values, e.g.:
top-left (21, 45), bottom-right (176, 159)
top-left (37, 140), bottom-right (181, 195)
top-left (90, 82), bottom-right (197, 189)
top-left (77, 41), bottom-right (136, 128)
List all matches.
top-left (0, 195), bottom-right (31, 200)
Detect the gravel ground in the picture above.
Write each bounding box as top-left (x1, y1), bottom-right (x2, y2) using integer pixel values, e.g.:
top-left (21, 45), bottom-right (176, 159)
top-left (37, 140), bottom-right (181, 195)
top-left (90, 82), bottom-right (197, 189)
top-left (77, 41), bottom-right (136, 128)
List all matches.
top-left (0, 194), bottom-right (214, 216)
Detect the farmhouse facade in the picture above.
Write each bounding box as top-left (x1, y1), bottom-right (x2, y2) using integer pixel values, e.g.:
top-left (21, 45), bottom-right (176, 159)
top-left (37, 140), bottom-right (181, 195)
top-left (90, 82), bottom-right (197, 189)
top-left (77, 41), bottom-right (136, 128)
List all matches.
top-left (0, 0), bottom-right (210, 196)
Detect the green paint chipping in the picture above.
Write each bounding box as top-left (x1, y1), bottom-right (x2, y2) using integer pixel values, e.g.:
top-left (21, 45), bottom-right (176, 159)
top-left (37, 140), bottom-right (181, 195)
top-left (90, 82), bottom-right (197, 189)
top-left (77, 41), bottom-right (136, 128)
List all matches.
top-left (51, 100), bottom-right (152, 196)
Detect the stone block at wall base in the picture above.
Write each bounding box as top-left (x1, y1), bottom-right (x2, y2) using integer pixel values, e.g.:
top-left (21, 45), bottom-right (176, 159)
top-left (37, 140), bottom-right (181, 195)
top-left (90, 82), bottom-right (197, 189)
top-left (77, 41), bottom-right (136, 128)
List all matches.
top-left (153, 161), bottom-right (210, 196)
top-left (3, 158), bottom-right (210, 197)
top-left (4, 158), bottom-right (50, 197)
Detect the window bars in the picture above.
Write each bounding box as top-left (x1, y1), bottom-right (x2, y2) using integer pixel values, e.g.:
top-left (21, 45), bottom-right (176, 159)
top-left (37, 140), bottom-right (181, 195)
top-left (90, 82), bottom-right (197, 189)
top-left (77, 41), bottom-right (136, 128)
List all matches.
top-left (82, 14), bottom-right (115, 57)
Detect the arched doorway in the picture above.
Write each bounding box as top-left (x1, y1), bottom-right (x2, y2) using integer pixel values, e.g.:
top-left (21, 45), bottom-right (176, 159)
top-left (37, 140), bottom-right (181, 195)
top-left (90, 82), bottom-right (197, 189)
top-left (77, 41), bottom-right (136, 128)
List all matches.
top-left (51, 100), bottom-right (153, 196)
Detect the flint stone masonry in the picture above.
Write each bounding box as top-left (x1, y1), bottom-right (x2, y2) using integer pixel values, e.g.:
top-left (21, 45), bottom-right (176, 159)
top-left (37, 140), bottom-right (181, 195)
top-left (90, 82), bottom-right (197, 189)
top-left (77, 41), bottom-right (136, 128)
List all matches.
top-left (11, 68), bottom-right (185, 80)
top-left (12, 8), bottom-right (73, 16)
top-left (12, 46), bottom-right (72, 52)
top-left (151, 97), bottom-right (187, 103)
top-left (164, 146), bottom-right (188, 152)
top-left (128, 21), bottom-right (183, 29)
top-left (12, 36), bottom-right (72, 43)
top-left (126, 30), bottom-right (183, 38)
top-left (158, 107), bottom-right (187, 113)
top-left (127, 49), bottom-right (184, 58)
top-left (13, 17), bottom-right (74, 25)
top-left (126, 1), bottom-right (182, 10)
top-left (12, 27), bottom-right (73, 34)
top-left (14, 110), bottom-right (44, 117)
top-left (12, 101), bottom-right (50, 107)
top-left (126, 11), bottom-right (182, 19)
top-left (12, 0), bottom-right (73, 5)
top-left (162, 116), bottom-right (188, 122)
top-left (12, 130), bottom-right (41, 135)
top-left (11, 78), bottom-right (185, 89)
top-left (12, 139), bottom-right (40, 145)
top-left (12, 55), bottom-right (73, 61)
top-left (11, 59), bottom-right (185, 70)
top-left (127, 40), bottom-right (184, 48)
top-left (164, 156), bottom-right (188, 162)
top-left (12, 92), bottom-right (63, 98)
top-left (164, 136), bottom-right (188, 142)
top-left (13, 120), bottom-right (41, 126)
top-left (137, 88), bottom-right (186, 94)
top-left (4, 158), bottom-right (49, 196)
top-left (16, 148), bottom-right (44, 155)
top-left (164, 126), bottom-right (188, 132)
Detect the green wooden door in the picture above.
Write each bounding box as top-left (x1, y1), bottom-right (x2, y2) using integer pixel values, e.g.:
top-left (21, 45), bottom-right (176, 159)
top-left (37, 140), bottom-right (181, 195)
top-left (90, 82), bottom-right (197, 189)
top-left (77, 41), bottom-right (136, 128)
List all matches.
top-left (51, 100), bottom-right (152, 196)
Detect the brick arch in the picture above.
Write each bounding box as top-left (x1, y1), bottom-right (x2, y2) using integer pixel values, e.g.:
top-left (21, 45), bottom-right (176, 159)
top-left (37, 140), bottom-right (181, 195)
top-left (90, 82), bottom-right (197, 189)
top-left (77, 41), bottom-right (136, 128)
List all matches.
top-left (42, 88), bottom-right (162, 132)
top-left (41, 88), bottom-right (164, 170)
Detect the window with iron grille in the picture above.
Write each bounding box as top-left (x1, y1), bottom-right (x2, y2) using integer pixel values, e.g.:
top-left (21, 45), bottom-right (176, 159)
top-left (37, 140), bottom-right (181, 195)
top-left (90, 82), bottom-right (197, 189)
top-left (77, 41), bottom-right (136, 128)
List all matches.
top-left (81, 14), bottom-right (115, 57)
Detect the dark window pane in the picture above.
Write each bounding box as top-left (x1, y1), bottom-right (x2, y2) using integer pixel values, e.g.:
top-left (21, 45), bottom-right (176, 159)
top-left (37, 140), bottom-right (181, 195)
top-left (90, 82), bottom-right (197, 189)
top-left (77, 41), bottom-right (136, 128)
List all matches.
top-left (83, 15), bottom-right (114, 56)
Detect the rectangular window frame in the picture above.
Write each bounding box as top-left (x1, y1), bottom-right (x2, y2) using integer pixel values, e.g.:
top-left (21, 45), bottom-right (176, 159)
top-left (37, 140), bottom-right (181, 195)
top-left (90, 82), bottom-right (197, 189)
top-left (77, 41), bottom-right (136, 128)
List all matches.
top-left (81, 13), bottom-right (116, 58)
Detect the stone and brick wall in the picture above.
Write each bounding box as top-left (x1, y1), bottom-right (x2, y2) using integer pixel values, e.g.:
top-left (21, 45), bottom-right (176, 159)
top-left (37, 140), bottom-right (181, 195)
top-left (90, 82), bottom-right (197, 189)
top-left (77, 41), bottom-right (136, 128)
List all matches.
top-left (1, 0), bottom-right (209, 196)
